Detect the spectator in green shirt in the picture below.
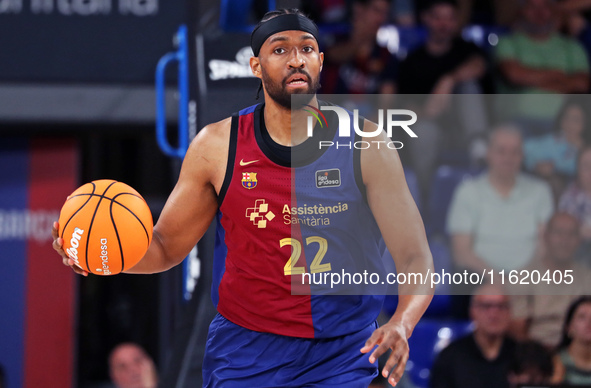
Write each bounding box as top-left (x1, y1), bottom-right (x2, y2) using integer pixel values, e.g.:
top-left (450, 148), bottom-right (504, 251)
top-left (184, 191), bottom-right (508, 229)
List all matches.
top-left (495, 0), bottom-right (590, 132)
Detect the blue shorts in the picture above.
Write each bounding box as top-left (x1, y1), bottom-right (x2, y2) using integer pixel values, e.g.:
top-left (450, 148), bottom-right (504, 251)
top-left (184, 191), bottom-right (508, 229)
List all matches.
top-left (203, 314), bottom-right (378, 387)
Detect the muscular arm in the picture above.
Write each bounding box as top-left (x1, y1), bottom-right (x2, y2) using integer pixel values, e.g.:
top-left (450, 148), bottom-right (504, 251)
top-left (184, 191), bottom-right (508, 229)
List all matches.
top-left (126, 120), bottom-right (230, 274)
top-left (359, 122), bottom-right (434, 385)
top-left (53, 118), bottom-right (231, 276)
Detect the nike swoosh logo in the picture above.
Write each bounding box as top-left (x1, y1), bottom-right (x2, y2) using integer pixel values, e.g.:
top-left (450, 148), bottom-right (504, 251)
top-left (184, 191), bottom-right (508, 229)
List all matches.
top-left (239, 159), bottom-right (259, 166)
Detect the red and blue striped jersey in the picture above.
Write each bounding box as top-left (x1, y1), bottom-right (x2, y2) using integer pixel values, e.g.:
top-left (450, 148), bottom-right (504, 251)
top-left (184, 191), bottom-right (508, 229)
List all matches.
top-left (213, 102), bottom-right (385, 338)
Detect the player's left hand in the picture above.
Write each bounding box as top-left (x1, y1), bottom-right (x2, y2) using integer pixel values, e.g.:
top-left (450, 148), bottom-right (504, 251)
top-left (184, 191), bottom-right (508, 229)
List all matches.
top-left (360, 321), bottom-right (409, 386)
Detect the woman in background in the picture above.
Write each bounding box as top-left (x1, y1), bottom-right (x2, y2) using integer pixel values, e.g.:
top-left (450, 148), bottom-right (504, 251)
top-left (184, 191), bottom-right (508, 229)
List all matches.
top-left (525, 98), bottom-right (588, 201)
top-left (554, 296), bottom-right (591, 386)
top-left (559, 147), bottom-right (591, 253)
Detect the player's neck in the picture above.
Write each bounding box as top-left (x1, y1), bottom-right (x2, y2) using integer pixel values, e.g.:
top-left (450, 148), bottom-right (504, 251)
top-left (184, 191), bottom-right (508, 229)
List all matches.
top-left (263, 96), bottom-right (319, 147)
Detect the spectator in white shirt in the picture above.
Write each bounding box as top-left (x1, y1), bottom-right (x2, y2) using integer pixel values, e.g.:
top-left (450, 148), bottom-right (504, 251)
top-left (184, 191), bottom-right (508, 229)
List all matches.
top-left (447, 125), bottom-right (554, 273)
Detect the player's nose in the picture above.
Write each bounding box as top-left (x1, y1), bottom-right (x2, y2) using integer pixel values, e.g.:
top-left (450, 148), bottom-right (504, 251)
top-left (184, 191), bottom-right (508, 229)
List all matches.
top-left (287, 48), bottom-right (305, 68)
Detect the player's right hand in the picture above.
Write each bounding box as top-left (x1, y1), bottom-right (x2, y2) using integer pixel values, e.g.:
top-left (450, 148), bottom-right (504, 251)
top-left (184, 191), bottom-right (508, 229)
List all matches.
top-left (52, 221), bottom-right (88, 277)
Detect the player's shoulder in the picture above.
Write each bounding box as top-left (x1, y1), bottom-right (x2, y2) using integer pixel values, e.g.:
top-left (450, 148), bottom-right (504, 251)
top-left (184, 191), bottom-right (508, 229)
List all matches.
top-left (359, 116), bottom-right (395, 146)
top-left (190, 103), bottom-right (261, 150)
top-left (186, 116), bottom-right (232, 157)
top-left (198, 116), bottom-right (232, 143)
top-left (179, 117), bottom-right (233, 182)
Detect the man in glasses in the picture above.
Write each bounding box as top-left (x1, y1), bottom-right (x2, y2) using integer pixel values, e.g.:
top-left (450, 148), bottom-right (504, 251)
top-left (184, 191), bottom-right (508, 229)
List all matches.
top-left (431, 285), bottom-right (516, 388)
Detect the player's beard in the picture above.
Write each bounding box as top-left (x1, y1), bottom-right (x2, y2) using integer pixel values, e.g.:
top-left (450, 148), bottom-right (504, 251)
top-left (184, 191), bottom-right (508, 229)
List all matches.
top-left (261, 67), bottom-right (321, 110)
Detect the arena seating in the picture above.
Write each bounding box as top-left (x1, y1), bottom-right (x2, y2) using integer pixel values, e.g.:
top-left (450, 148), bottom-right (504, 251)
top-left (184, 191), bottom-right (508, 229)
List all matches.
top-left (426, 165), bottom-right (482, 238)
top-left (406, 319), bottom-right (473, 388)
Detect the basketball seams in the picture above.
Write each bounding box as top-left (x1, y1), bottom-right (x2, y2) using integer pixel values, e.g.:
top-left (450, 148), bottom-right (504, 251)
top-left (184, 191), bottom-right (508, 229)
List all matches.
top-left (67, 192), bottom-right (144, 201)
top-left (60, 182), bottom-right (96, 240)
top-left (85, 181), bottom-right (118, 272)
top-left (109, 199), bottom-right (126, 272)
top-left (111, 193), bottom-right (151, 246)
top-left (108, 193), bottom-right (151, 272)
top-left (60, 180), bottom-right (152, 275)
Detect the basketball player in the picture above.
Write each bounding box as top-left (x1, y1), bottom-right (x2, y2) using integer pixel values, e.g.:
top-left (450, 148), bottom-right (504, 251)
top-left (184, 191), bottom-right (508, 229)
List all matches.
top-left (52, 9), bottom-right (433, 387)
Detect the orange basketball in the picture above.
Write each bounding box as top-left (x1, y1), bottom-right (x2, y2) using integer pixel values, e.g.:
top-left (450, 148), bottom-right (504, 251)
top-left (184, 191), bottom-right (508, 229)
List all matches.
top-left (58, 179), bottom-right (153, 275)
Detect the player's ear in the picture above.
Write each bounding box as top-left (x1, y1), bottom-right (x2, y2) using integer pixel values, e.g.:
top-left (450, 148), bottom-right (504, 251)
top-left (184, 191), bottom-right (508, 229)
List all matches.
top-left (250, 56), bottom-right (262, 80)
top-left (319, 51), bottom-right (324, 72)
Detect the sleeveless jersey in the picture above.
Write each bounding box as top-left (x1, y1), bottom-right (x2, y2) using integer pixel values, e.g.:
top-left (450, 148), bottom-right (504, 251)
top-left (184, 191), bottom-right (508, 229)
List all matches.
top-left (213, 102), bottom-right (385, 339)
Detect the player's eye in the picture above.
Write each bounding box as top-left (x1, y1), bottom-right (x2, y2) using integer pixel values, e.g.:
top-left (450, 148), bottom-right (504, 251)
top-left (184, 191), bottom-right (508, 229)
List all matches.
top-left (302, 46), bottom-right (314, 53)
top-left (273, 47), bottom-right (286, 54)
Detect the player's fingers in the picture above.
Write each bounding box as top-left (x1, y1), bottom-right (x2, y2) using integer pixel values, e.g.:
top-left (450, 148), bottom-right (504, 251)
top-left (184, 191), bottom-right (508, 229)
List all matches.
top-left (53, 237), bottom-right (67, 257)
top-left (67, 258), bottom-right (88, 277)
top-left (387, 353), bottom-right (409, 386)
top-left (51, 221), bottom-right (59, 239)
top-left (54, 221), bottom-right (86, 276)
top-left (53, 237), bottom-right (61, 251)
top-left (369, 340), bottom-right (391, 364)
top-left (360, 329), bottom-right (383, 354)
top-left (381, 338), bottom-right (408, 375)
top-left (382, 346), bottom-right (401, 377)
top-left (51, 223), bottom-right (69, 259)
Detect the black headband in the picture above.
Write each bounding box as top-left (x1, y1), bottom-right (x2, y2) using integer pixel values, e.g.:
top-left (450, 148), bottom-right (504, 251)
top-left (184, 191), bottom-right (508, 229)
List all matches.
top-left (251, 14), bottom-right (319, 57)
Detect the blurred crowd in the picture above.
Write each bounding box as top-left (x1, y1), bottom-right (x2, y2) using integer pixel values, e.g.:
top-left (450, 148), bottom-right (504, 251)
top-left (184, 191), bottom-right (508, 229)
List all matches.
top-left (308, 0), bottom-right (591, 182)
top-left (428, 291), bottom-right (591, 388)
top-left (300, 0), bottom-right (591, 387)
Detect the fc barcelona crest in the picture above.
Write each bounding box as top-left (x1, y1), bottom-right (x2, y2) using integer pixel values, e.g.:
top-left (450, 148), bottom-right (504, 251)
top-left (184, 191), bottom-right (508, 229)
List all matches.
top-left (242, 172), bottom-right (258, 189)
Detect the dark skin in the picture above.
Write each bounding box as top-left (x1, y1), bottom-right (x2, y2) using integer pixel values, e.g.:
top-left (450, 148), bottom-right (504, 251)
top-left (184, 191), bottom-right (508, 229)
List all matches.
top-left (52, 29), bottom-right (434, 386)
